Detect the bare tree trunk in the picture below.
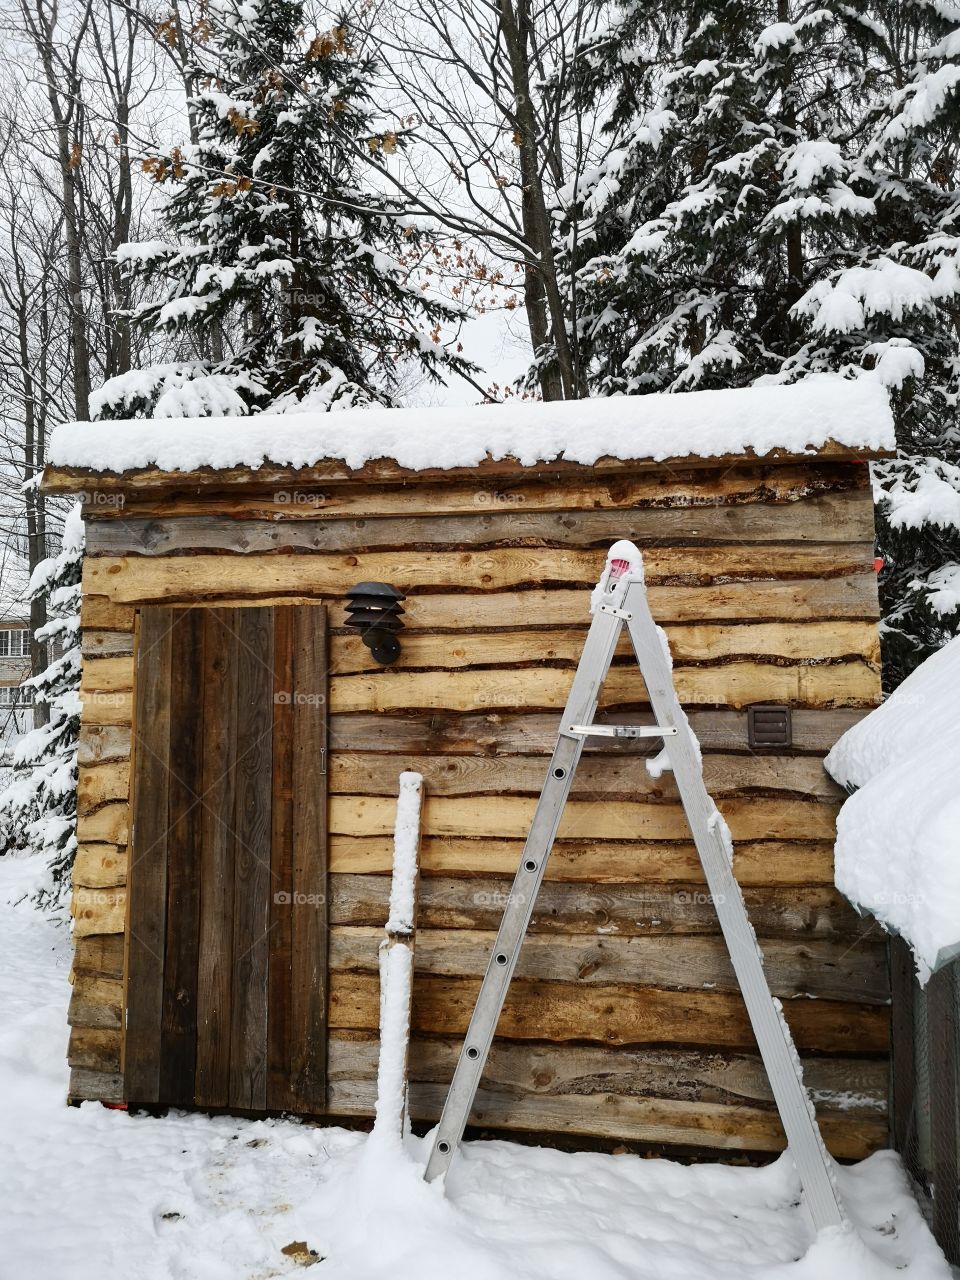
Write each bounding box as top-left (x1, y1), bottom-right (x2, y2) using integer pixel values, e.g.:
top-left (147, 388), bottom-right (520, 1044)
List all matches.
top-left (22, 0), bottom-right (96, 419)
top-left (498, 0), bottom-right (577, 399)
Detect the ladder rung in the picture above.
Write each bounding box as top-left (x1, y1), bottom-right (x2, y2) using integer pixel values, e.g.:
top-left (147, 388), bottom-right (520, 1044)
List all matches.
top-left (567, 723), bottom-right (678, 739)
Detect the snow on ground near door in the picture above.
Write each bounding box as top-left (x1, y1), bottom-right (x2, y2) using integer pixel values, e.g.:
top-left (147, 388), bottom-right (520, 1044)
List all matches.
top-left (0, 855), bottom-right (951, 1280)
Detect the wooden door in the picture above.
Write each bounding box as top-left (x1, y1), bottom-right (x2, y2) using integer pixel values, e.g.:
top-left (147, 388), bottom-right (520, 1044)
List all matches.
top-left (124, 605), bottom-right (329, 1114)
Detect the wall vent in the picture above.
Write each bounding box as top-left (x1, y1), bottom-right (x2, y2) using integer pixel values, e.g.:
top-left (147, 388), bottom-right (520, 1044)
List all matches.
top-left (747, 704), bottom-right (792, 750)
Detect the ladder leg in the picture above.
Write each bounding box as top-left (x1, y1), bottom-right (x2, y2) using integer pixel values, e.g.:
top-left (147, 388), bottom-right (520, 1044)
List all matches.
top-left (621, 579), bottom-right (845, 1231)
top-left (423, 605), bottom-right (625, 1182)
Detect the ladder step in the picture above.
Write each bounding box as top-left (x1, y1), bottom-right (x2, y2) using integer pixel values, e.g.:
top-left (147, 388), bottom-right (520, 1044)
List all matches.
top-left (567, 724), bottom-right (678, 739)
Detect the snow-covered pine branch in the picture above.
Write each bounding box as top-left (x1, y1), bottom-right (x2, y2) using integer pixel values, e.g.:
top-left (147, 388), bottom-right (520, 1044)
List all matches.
top-left (0, 505), bottom-right (83, 906)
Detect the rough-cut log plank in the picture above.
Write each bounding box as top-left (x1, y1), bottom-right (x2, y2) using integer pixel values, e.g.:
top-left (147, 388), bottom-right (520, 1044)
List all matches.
top-left (76, 804), bottom-right (129, 846)
top-left (84, 491), bottom-right (873, 558)
top-left (78, 576), bottom-right (882, 634)
top-left (329, 621), bottom-right (881, 673)
top-left (229, 607), bottom-right (274, 1112)
top-left (336, 1077), bottom-right (884, 1158)
top-left (83, 545), bottom-right (876, 605)
top-left (80, 593), bottom-right (135, 632)
top-left (325, 1037), bottom-right (885, 1158)
top-left (68, 975), bottom-right (124, 1029)
top-left (329, 927), bottom-right (888, 1005)
top-left (393, 579), bottom-right (882, 630)
top-left (327, 1034), bottom-right (887, 1115)
top-left (195, 609), bottom-right (240, 1109)
top-left (329, 972), bottom-right (889, 1053)
top-left (78, 724), bottom-right (132, 765)
top-left (79, 690), bottom-right (133, 727)
top-left (329, 873), bottom-right (872, 941)
top-left (72, 934), bottom-right (125, 980)
top-left (68, 1067), bottom-right (124, 1103)
top-left (68, 1026), bottom-right (121, 1073)
top-left (72, 886), bottom-right (127, 935)
top-left (73, 844), bottom-right (127, 888)
top-left (286, 606), bottom-right (330, 1113)
top-left (268, 608), bottom-right (296, 1112)
top-left (82, 626), bottom-right (879, 693)
top-left (80, 656), bottom-right (133, 692)
top-left (70, 708), bottom-right (870, 768)
top-left (329, 794), bottom-right (841, 842)
top-left (329, 661), bottom-right (879, 715)
top-left (328, 752), bottom-right (844, 801)
top-left (42, 447), bottom-right (886, 498)
top-left (328, 835), bottom-right (837, 886)
top-left (159, 609), bottom-right (204, 1107)
top-left (71, 463), bottom-right (864, 521)
top-left (327, 708), bottom-right (869, 757)
top-left (77, 761), bottom-right (130, 814)
top-left (81, 630), bottom-right (134, 657)
top-left (124, 609), bottom-right (173, 1103)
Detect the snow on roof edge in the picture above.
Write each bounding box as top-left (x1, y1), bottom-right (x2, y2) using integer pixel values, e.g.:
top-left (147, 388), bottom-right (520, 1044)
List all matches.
top-left (46, 373), bottom-right (895, 479)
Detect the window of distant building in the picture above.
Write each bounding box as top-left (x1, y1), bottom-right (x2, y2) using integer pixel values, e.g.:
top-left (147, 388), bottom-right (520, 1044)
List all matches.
top-left (0, 629), bottom-right (30, 658)
top-left (0, 683), bottom-right (32, 706)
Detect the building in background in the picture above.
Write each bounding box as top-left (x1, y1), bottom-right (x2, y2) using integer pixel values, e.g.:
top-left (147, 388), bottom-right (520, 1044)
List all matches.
top-left (0, 618), bottom-right (34, 741)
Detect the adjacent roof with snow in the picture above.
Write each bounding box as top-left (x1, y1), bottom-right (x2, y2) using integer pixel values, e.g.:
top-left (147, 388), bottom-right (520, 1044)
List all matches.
top-left (825, 634), bottom-right (960, 983)
top-left (43, 374), bottom-right (894, 486)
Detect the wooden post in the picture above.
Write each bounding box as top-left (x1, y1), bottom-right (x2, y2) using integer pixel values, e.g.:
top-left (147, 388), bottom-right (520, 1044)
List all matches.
top-left (372, 771), bottom-right (423, 1143)
top-left (890, 936), bottom-right (917, 1162)
top-left (928, 963), bottom-right (959, 1261)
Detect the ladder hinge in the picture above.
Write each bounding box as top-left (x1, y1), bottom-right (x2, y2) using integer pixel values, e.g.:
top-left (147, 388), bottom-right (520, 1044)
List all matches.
top-left (597, 602), bottom-right (633, 620)
top-left (599, 599), bottom-right (634, 619)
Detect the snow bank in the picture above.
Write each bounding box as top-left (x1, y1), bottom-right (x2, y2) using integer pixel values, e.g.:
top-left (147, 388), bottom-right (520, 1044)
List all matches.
top-left (825, 635), bottom-right (960, 982)
top-left (48, 373), bottom-right (894, 476)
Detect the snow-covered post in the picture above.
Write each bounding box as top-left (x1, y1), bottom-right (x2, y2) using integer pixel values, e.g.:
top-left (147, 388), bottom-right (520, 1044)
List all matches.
top-left (371, 771), bottom-right (423, 1146)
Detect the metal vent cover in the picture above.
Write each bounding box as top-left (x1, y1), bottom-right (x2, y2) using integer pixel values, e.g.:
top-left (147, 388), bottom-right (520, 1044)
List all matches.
top-left (747, 704), bottom-right (792, 749)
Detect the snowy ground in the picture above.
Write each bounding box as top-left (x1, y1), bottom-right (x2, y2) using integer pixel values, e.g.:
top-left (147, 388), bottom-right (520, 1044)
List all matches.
top-left (0, 853), bottom-right (952, 1280)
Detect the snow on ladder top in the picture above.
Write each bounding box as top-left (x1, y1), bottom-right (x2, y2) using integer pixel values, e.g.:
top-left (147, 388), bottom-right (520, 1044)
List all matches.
top-left (43, 373), bottom-right (894, 484)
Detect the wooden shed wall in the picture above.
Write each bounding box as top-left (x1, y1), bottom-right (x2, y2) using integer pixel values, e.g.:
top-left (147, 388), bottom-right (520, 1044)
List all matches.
top-left (65, 456), bottom-right (889, 1159)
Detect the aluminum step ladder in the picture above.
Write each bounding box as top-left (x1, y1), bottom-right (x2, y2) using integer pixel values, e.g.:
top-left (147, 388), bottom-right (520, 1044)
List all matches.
top-left (423, 542), bottom-right (845, 1231)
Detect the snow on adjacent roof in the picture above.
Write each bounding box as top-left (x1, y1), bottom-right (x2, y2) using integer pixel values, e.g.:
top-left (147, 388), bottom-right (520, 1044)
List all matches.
top-left (47, 373), bottom-right (894, 477)
top-left (825, 635), bottom-right (960, 983)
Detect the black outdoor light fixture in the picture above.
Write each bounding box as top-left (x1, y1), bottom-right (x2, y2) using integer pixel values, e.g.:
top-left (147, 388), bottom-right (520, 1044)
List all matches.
top-left (344, 581), bottom-right (406, 665)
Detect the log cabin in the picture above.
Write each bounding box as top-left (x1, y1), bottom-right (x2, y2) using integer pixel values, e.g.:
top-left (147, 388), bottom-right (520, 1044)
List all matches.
top-left (41, 375), bottom-right (896, 1162)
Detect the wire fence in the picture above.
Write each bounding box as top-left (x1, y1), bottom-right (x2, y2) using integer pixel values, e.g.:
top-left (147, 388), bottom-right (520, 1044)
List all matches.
top-left (890, 937), bottom-right (960, 1266)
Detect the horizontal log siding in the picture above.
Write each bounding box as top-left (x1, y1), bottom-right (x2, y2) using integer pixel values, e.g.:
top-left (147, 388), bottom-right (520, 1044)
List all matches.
top-left (68, 459), bottom-right (888, 1158)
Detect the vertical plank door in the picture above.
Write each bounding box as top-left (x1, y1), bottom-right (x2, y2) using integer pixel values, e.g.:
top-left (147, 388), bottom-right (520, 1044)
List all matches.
top-left (124, 604), bottom-right (329, 1115)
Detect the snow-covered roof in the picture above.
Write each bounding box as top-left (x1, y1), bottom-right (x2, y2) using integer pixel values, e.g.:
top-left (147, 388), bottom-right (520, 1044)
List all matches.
top-left (45, 373), bottom-right (894, 481)
top-left (825, 634), bottom-right (960, 983)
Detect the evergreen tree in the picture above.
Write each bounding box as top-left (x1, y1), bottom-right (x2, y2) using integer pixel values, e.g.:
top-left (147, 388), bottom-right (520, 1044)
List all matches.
top-left (564, 2), bottom-right (960, 687)
top-left (96, 1), bottom-right (474, 418)
top-left (0, 506), bottom-right (83, 905)
top-left (797, 3), bottom-right (960, 686)
top-left (564, 2), bottom-right (886, 393)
